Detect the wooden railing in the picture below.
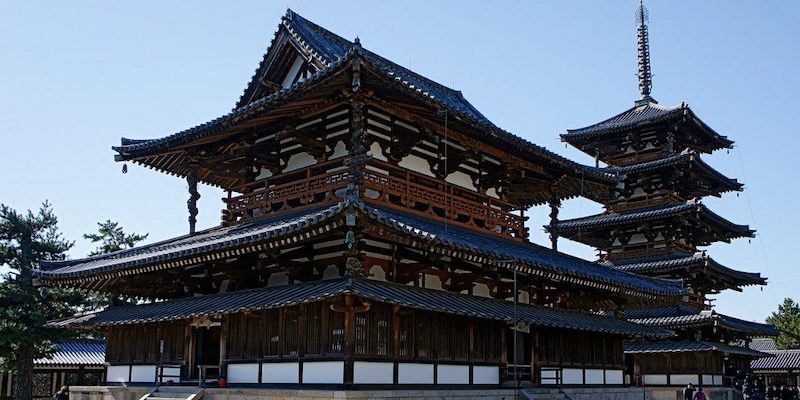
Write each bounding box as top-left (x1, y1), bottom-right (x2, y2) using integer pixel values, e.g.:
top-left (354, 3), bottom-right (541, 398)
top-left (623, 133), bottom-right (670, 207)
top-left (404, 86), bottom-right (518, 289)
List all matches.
top-left (222, 159), bottom-right (527, 239)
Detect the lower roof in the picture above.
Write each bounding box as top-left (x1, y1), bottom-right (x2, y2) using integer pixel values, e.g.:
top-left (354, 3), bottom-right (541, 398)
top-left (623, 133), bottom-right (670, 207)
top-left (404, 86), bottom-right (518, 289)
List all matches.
top-left (627, 306), bottom-right (779, 337)
top-left (625, 340), bottom-right (773, 358)
top-left (35, 200), bottom-right (683, 301)
top-left (34, 340), bottom-right (106, 367)
top-left (611, 253), bottom-right (766, 288)
top-left (751, 350), bottom-right (800, 371)
top-left (48, 276), bottom-right (671, 338)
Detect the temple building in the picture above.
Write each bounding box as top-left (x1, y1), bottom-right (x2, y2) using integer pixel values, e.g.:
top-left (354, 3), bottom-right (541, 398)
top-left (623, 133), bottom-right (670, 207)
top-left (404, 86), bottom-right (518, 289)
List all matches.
top-left (35, 9), bottom-right (687, 393)
top-left (548, 3), bottom-right (777, 388)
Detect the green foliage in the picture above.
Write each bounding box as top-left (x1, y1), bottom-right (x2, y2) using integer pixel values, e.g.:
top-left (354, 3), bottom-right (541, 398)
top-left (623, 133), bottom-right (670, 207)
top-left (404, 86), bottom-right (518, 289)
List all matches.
top-left (84, 219), bottom-right (148, 256)
top-left (766, 298), bottom-right (800, 349)
top-left (0, 201), bottom-right (84, 370)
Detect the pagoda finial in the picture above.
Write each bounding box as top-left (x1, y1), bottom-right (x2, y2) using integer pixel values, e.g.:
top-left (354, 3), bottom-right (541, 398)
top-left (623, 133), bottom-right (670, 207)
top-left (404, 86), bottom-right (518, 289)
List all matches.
top-left (636, 0), bottom-right (654, 102)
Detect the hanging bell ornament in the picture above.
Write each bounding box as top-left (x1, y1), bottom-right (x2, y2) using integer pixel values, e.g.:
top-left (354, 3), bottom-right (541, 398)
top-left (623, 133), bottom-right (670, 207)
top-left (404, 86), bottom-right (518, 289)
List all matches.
top-left (122, 163), bottom-right (128, 174)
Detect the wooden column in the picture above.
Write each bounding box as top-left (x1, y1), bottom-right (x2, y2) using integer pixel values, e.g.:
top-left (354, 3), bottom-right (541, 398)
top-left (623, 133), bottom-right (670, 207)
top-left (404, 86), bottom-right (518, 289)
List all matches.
top-left (219, 315), bottom-right (229, 378)
top-left (343, 294), bottom-right (356, 385)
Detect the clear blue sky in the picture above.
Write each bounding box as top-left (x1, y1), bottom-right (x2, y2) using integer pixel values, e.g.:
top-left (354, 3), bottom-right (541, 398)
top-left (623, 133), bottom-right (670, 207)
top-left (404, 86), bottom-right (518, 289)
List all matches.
top-left (1, 1), bottom-right (797, 322)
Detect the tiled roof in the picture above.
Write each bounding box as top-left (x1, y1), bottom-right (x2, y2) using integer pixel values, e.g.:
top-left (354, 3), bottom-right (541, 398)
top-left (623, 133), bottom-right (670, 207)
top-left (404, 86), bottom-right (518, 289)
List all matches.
top-left (35, 340), bottom-right (106, 367)
top-left (623, 304), bottom-right (703, 320)
top-left (630, 308), bottom-right (779, 337)
top-left (362, 204), bottom-right (683, 297)
top-left (612, 253), bottom-right (766, 287)
top-left (549, 199), bottom-right (754, 240)
top-left (36, 204), bottom-right (347, 279)
top-left (749, 338), bottom-right (779, 351)
top-left (611, 151), bottom-right (743, 193)
top-left (112, 10), bottom-right (614, 189)
top-left (36, 200), bottom-right (684, 299)
top-left (562, 101), bottom-right (734, 150)
top-left (625, 340), bottom-right (773, 358)
top-left (751, 350), bottom-right (800, 371)
top-left (49, 277), bottom-right (671, 338)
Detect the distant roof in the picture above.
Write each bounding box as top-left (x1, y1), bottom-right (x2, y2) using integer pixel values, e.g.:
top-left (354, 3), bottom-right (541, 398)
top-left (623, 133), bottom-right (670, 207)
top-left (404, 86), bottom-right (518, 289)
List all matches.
top-left (625, 340), bottom-right (772, 358)
top-left (48, 276), bottom-right (671, 338)
top-left (611, 253), bottom-right (766, 287)
top-left (751, 350), bottom-right (800, 371)
top-left (629, 307), bottom-right (779, 337)
top-left (549, 199), bottom-right (755, 242)
top-left (749, 338), bottom-right (779, 352)
top-left (36, 200), bottom-right (684, 300)
top-left (35, 340), bottom-right (105, 367)
top-left (562, 100), bottom-right (734, 150)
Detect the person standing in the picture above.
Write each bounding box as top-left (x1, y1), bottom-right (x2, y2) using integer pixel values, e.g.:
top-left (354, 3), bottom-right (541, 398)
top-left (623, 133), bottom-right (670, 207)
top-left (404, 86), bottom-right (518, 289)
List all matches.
top-left (683, 383), bottom-right (696, 400)
top-left (694, 387), bottom-right (707, 400)
top-left (53, 386), bottom-right (69, 400)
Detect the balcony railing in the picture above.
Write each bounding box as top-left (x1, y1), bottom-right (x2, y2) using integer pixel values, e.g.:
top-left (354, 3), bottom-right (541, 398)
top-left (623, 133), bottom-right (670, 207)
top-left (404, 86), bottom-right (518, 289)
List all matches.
top-left (222, 159), bottom-right (527, 239)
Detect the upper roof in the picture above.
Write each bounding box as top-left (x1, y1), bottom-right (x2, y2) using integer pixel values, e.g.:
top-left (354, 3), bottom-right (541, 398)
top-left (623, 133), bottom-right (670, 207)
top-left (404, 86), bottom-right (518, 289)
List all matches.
top-left (34, 340), bottom-right (106, 367)
top-left (549, 199), bottom-right (755, 243)
top-left (111, 10), bottom-right (614, 193)
top-left (611, 252), bottom-right (766, 288)
top-left (36, 199), bottom-right (684, 301)
top-left (612, 150), bottom-right (743, 194)
top-left (47, 276), bottom-right (671, 338)
top-left (625, 340), bottom-right (772, 358)
top-left (562, 100), bottom-right (734, 151)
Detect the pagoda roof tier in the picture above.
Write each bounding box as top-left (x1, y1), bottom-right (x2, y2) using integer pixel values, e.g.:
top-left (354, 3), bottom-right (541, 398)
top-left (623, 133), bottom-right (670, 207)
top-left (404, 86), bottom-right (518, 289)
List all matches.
top-left (548, 199), bottom-right (755, 248)
top-left (36, 200), bottom-right (684, 302)
top-left (625, 341), bottom-right (772, 358)
top-left (112, 10), bottom-right (613, 202)
top-left (612, 150), bottom-right (743, 197)
top-left (46, 276), bottom-right (672, 338)
top-left (610, 252), bottom-right (766, 292)
top-left (561, 100), bottom-right (734, 163)
top-left (627, 306), bottom-right (779, 337)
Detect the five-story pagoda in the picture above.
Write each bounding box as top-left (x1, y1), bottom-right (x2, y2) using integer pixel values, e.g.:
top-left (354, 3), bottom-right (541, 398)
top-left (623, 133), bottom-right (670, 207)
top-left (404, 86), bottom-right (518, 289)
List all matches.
top-left (548, 2), bottom-right (777, 388)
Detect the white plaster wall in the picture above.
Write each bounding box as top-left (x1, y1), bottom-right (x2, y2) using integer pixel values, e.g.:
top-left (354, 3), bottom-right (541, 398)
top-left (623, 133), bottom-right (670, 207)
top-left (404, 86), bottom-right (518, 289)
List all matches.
top-left (562, 368), bottom-right (584, 385)
top-left (281, 56), bottom-right (304, 88)
top-left (302, 361), bottom-right (344, 384)
top-left (329, 141), bottom-right (348, 160)
top-left (284, 152), bottom-right (316, 172)
top-left (437, 364), bottom-right (469, 384)
top-left (367, 142), bottom-right (388, 162)
top-left (321, 264), bottom-right (339, 280)
top-left (106, 366), bottom-right (129, 383)
top-left (261, 362), bottom-right (299, 384)
top-left (227, 363), bottom-right (260, 384)
top-left (702, 374), bottom-right (713, 386)
top-left (644, 374), bottom-right (668, 385)
top-left (605, 369), bottom-right (623, 385)
top-left (368, 264), bottom-right (387, 282)
top-left (424, 274), bottom-right (442, 290)
top-left (473, 283), bottom-right (490, 298)
top-left (130, 365), bottom-right (156, 383)
top-left (473, 366), bottom-right (500, 384)
top-left (159, 367), bottom-right (181, 383)
top-left (713, 375), bottom-right (722, 385)
top-left (353, 361), bottom-right (394, 384)
top-left (670, 374), bottom-right (699, 385)
top-left (398, 154), bottom-right (434, 177)
top-left (398, 363), bottom-right (434, 384)
top-left (445, 171), bottom-right (477, 191)
top-left (584, 369), bottom-right (604, 385)
top-left (267, 271), bottom-right (289, 287)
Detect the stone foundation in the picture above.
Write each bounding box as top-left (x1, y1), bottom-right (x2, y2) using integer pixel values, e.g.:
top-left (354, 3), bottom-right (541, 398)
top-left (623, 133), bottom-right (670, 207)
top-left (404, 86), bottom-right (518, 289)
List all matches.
top-left (522, 386), bottom-right (741, 400)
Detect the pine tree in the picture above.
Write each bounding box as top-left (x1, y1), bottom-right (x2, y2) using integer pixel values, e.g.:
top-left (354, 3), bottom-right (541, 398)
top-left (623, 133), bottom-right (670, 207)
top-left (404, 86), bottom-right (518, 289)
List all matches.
top-left (766, 298), bottom-right (800, 349)
top-left (0, 202), bottom-right (87, 400)
top-left (84, 220), bottom-right (148, 256)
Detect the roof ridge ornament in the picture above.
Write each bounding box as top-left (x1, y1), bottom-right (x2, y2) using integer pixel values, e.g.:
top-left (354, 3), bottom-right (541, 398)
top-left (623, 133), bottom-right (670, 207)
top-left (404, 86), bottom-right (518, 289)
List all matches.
top-left (635, 0), bottom-right (655, 105)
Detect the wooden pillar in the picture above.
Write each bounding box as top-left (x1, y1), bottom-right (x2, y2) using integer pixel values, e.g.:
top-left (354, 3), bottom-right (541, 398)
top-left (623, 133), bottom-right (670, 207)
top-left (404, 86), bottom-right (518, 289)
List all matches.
top-left (187, 160), bottom-right (200, 235)
top-left (219, 315), bottom-right (229, 378)
top-left (343, 294), bottom-right (356, 385)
